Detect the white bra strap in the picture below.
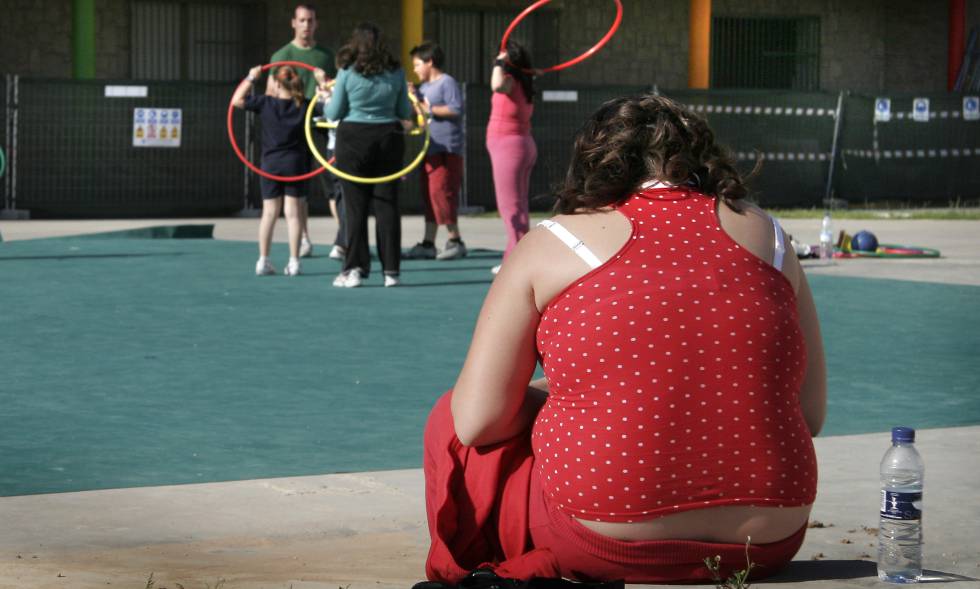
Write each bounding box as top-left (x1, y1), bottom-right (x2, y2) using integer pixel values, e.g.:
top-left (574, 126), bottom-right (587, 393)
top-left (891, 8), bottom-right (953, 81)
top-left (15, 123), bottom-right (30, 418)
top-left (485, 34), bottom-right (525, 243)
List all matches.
top-left (771, 216), bottom-right (786, 271)
top-left (537, 220), bottom-right (602, 269)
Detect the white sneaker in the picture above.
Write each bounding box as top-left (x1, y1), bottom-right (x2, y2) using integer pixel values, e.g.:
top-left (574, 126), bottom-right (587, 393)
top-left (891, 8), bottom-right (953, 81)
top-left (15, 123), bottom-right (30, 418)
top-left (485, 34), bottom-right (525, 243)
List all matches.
top-left (436, 239), bottom-right (467, 260)
top-left (343, 268), bottom-right (363, 288)
top-left (384, 275), bottom-right (401, 287)
top-left (332, 271), bottom-right (348, 287)
top-left (284, 257), bottom-right (301, 276)
top-left (255, 258), bottom-right (276, 276)
top-left (329, 244), bottom-right (346, 260)
top-left (299, 238), bottom-right (313, 258)
top-left (491, 264), bottom-right (501, 275)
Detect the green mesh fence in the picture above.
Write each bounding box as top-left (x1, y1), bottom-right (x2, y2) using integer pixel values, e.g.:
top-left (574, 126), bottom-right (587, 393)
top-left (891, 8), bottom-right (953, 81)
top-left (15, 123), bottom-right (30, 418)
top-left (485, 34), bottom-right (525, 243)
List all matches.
top-left (1, 77), bottom-right (977, 218)
top-left (662, 89), bottom-right (839, 207)
top-left (1, 75), bottom-right (9, 209)
top-left (15, 79), bottom-right (243, 217)
top-left (837, 93), bottom-right (980, 204)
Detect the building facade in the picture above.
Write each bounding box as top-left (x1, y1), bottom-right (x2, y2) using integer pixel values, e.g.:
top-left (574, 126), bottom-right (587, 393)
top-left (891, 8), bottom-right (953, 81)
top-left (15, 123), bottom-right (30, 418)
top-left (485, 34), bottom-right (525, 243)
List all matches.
top-left (2, 0), bottom-right (978, 94)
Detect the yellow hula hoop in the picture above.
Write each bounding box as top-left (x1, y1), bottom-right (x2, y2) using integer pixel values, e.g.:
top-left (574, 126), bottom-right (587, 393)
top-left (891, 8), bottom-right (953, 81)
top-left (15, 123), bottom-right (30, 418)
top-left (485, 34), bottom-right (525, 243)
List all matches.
top-left (304, 86), bottom-right (430, 184)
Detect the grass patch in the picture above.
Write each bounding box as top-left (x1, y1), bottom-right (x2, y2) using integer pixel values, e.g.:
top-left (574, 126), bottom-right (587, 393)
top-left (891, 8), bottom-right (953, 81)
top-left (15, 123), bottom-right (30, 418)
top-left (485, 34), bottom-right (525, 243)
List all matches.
top-left (766, 208), bottom-right (980, 220)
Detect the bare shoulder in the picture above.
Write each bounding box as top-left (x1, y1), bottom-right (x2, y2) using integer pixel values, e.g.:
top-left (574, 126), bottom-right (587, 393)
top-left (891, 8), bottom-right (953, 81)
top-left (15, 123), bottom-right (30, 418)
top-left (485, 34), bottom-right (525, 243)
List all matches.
top-left (502, 210), bottom-right (632, 311)
top-left (718, 198), bottom-right (803, 292)
top-left (502, 222), bottom-right (563, 277)
top-left (718, 198), bottom-right (769, 225)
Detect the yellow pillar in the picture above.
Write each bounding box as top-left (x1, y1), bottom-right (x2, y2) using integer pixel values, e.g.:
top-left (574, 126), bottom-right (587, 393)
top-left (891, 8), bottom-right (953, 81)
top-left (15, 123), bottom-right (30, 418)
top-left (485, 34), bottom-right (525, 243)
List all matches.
top-left (402, 0), bottom-right (424, 83)
top-left (688, 0), bottom-right (711, 88)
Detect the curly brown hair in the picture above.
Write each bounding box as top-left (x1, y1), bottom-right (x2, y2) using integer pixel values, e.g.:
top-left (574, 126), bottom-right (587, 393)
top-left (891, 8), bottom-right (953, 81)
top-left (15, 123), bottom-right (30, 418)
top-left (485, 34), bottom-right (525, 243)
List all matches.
top-left (336, 22), bottom-right (400, 77)
top-left (555, 94), bottom-right (755, 214)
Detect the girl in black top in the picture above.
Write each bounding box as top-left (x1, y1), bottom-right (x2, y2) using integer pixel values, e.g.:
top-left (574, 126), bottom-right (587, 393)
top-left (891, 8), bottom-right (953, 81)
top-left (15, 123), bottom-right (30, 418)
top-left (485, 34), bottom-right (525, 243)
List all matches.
top-left (233, 64), bottom-right (327, 276)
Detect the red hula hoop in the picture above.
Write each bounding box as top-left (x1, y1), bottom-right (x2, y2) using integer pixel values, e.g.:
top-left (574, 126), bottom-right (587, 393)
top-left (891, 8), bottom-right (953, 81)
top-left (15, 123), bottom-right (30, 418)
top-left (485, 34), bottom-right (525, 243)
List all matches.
top-left (500, 0), bottom-right (623, 74)
top-left (227, 61), bottom-right (326, 182)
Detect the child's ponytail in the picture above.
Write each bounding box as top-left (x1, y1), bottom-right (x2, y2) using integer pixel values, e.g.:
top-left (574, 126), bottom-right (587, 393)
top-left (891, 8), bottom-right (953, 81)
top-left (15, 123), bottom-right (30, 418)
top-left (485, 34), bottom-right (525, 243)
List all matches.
top-left (276, 66), bottom-right (306, 108)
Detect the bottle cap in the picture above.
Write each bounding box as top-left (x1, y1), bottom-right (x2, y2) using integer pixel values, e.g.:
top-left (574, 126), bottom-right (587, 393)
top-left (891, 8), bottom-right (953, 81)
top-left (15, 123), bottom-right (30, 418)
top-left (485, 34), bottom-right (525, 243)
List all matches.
top-left (891, 426), bottom-right (915, 443)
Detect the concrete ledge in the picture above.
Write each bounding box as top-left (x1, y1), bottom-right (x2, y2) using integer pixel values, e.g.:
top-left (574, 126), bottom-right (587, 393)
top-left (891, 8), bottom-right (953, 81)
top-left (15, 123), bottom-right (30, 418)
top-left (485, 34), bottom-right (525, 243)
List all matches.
top-left (2, 427), bottom-right (978, 589)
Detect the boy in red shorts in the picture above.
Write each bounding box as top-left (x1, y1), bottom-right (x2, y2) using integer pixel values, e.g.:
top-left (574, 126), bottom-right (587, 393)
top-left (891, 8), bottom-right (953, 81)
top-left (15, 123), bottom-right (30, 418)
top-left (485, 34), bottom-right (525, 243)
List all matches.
top-left (406, 42), bottom-right (467, 260)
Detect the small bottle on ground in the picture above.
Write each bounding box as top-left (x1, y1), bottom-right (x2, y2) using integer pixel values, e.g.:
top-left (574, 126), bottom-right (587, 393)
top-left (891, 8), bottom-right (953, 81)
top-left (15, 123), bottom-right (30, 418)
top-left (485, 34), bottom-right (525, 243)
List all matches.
top-left (819, 212), bottom-right (834, 261)
top-left (877, 426), bottom-right (924, 583)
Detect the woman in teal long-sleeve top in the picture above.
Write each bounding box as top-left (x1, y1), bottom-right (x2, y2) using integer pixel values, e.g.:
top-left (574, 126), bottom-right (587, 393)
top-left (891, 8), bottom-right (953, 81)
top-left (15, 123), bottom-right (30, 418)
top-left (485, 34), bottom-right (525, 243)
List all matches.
top-left (325, 22), bottom-right (414, 288)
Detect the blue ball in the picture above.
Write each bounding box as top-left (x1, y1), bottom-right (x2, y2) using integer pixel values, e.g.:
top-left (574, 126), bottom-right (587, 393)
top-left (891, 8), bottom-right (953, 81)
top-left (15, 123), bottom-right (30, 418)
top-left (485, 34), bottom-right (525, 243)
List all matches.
top-left (852, 230), bottom-right (879, 252)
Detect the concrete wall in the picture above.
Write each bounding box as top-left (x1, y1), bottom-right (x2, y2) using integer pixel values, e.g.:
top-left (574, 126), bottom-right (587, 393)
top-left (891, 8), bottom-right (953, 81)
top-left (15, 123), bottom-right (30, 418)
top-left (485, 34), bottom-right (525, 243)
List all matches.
top-left (98, 0), bottom-right (130, 79)
top-left (713, 0), bottom-right (953, 94)
top-left (424, 0), bottom-right (689, 89)
top-left (881, 0), bottom-right (948, 93)
top-left (554, 0), bottom-right (688, 89)
top-left (0, 0), bottom-right (977, 93)
top-left (0, 0), bottom-right (74, 78)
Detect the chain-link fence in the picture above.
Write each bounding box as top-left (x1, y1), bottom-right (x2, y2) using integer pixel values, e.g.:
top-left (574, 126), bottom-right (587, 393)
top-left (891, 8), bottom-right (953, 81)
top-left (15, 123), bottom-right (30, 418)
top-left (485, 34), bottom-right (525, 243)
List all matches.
top-left (837, 93), bottom-right (980, 205)
top-left (663, 89), bottom-right (840, 208)
top-left (1, 75), bottom-right (10, 213)
top-left (1, 76), bottom-right (977, 218)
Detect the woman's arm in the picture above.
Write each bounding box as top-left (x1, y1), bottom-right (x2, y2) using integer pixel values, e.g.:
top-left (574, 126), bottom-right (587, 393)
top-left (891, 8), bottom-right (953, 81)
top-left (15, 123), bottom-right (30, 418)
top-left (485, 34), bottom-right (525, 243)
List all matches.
top-left (490, 51), bottom-right (513, 94)
top-left (451, 247), bottom-right (543, 447)
top-left (232, 66), bottom-right (263, 109)
top-left (795, 271), bottom-right (827, 436)
top-left (323, 68), bottom-right (349, 121)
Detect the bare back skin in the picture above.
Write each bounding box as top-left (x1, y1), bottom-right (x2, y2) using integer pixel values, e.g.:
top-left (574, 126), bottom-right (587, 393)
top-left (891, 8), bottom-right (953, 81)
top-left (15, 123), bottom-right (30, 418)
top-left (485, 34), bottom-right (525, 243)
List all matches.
top-left (451, 194), bottom-right (827, 545)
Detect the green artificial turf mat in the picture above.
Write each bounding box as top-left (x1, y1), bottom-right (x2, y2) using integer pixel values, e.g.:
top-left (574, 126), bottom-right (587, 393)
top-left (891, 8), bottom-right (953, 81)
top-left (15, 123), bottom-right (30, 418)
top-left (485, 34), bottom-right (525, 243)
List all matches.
top-left (1, 236), bottom-right (976, 496)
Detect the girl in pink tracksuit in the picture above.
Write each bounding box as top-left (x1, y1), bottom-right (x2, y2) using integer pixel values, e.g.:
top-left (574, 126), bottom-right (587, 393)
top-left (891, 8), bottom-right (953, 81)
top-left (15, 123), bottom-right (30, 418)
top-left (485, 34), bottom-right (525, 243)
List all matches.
top-left (486, 41), bottom-right (537, 269)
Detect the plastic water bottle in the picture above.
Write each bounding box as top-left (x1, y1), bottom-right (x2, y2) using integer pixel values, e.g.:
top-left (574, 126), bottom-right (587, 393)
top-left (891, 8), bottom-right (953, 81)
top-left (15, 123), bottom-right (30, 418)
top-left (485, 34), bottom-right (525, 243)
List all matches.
top-left (877, 426), bottom-right (924, 583)
top-left (819, 213), bottom-right (834, 260)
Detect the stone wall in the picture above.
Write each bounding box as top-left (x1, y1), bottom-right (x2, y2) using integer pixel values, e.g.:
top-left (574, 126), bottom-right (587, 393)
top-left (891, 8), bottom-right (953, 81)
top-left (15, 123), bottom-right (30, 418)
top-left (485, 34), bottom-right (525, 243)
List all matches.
top-left (98, 0), bottom-right (130, 80)
top-left (554, 0), bottom-right (688, 89)
top-left (881, 0), bottom-right (948, 93)
top-left (0, 0), bottom-right (977, 92)
top-left (423, 0), bottom-right (689, 89)
top-left (0, 0), bottom-right (74, 77)
top-left (713, 0), bottom-right (955, 94)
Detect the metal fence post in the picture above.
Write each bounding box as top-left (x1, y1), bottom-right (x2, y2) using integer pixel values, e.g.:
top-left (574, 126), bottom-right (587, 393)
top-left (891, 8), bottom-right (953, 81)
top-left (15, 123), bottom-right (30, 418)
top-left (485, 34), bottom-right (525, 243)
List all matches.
top-left (458, 84), bottom-right (483, 214)
top-left (823, 90), bottom-right (845, 210)
top-left (1, 74), bottom-right (28, 219)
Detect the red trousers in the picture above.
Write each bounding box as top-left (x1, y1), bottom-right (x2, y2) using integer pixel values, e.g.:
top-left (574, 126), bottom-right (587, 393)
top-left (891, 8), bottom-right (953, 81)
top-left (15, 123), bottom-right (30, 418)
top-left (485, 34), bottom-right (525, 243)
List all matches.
top-left (423, 392), bottom-right (806, 584)
top-left (420, 153), bottom-right (463, 225)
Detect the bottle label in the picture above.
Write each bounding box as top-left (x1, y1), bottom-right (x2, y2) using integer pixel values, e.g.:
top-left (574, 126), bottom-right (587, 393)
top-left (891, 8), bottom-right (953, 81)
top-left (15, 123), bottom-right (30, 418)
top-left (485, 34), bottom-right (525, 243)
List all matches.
top-left (880, 490), bottom-right (922, 520)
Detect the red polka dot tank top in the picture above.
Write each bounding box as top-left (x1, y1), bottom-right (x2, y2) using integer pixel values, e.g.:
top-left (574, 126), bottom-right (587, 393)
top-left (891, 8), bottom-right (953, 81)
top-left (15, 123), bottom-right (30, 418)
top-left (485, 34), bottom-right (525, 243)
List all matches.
top-left (532, 187), bottom-right (817, 523)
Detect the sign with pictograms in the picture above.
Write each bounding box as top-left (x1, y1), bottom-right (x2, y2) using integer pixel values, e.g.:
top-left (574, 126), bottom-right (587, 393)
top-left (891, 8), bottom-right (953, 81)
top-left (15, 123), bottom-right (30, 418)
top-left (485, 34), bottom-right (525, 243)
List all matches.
top-left (874, 97), bottom-right (891, 122)
top-left (964, 96), bottom-right (979, 121)
top-left (133, 108), bottom-right (182, 147)
top-left (912, 98), bottom-right (930, 123)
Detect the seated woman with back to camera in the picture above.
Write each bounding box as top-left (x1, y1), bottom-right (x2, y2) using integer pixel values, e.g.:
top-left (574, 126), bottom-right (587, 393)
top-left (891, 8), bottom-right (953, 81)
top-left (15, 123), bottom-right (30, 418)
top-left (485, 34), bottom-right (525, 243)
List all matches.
top-left (422, 93), bottom-right (827, 584)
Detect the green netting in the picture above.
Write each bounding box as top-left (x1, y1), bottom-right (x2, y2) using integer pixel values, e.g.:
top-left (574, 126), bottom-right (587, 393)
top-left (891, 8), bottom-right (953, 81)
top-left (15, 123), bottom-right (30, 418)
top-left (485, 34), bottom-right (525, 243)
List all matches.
top-left (837, 93), bottom-right (980, 204)
top-left (662, 89), bottom-right (839, 207)
top-left (2, 77), bottom-right (978, 217)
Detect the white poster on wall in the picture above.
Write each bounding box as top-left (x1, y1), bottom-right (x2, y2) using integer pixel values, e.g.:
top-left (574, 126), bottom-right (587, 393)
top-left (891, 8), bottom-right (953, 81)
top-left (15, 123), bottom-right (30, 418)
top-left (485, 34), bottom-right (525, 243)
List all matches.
top-left (912, 98), bottom-right (930, 123)
top-left (874, 97), bottom-right (891, 122)
top-left (964, 96), bottom-right (979, 121)
top-left (133, 108), bottom-right (182, 147)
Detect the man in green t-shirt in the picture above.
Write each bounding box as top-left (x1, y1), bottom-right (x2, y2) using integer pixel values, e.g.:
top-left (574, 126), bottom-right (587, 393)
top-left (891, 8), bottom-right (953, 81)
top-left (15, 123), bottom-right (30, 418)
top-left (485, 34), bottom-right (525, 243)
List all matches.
top-left (268, 4), bottom-right (338, 258)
